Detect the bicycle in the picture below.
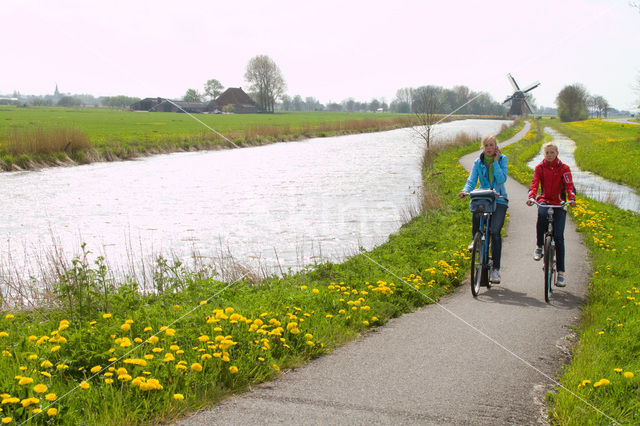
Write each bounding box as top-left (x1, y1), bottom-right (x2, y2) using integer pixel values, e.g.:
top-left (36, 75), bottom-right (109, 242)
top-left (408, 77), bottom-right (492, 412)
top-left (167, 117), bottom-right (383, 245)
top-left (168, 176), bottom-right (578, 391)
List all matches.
top-left (465, 189), bottom-right (502, 297)
top-left (531, 200), bottom-right (566, 303)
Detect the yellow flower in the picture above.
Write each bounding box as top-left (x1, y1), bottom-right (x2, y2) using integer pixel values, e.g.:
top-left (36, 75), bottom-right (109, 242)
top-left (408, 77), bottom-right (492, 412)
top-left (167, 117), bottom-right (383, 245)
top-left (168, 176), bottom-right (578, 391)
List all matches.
top-left (0, 332), bottom-right (8, 338)
top-left (47, 408), bottom-right (58, 416)
top-left (614, 368), bottom-right (623, 373)
top-left (173, 393), bottom-right (185, 401)
top-left (102, 313), bottom-right (112, 319)
top-left (229, 366), bottom-right (238, 374)
top-left (18, 377), bottom-right (33, 386)
top-left (191, 363), bottom-right (203, 372)
top-left (198, 335), bottom-right (209, 342)
top-left (32, 384), bottom-right (47, 393)
top-left (120, 323), bottom-right (131, 332)
top-left (4, 314), bottom-right (13, 319)
top-left (50, 345), bottom-right (61, 352)
top-left (45, 393), bottom-right (57, 401)
top-left (2, 417), bottom-right (12, 424)
top-left (105, 378), bottom-right (114, 384)
top-left (164, 328), bottom-right (176, 337)
top-left (79, 381), bottom-right (90, 389)
top-left (624, 372), bottom-right (634, 379)
top-left (593, 378), bottom-right (610, 388)
top-left (90, 366), bottom-right (102, 374)
top-left (272, 364), bottom-right (280, 371)
top-left (173, 305), bottom-right (180, 310)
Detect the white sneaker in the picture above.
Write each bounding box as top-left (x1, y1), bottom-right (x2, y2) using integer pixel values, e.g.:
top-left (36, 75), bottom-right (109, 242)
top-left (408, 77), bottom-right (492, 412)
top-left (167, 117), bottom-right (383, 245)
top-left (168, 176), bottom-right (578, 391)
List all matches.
top-left (556, 273), bottom-right (566, 287)
top-left (533, 247), bottom-right (543, 261)
top-left (468, 241), bottom-right (474, 251)
top-left (490, 269), bottom-right (501, 284)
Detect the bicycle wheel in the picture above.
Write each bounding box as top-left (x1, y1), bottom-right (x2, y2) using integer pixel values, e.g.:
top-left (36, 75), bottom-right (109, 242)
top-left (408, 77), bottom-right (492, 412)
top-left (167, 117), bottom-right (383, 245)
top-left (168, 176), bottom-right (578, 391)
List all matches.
top-left (485, 237), bottom-right (492, 289)
top-left (549, 244), bottom-right (557, 288)
top-left (544, 236), bottom-right (553, 302)
top-left (470, 232), bottom-right (483, 297)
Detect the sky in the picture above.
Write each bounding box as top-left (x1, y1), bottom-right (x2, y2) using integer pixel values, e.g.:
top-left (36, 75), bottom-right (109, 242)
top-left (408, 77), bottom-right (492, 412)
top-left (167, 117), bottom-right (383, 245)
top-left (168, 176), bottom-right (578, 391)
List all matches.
top-left (2, 0), bottom-right (639, 111)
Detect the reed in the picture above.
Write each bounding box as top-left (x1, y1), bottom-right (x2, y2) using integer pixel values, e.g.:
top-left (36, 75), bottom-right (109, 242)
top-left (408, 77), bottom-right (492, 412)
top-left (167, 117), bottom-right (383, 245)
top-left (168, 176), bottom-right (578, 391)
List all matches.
top-left (7, 125), bottom-right (91, 155)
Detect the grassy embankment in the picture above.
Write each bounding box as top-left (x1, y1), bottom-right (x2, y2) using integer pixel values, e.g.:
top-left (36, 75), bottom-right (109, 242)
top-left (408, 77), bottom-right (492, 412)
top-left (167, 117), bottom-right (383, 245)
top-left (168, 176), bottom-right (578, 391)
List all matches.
top-left (502, 119), bottom-right (640, 424)
top-left (0, 121), bottom-right (514, 424)
top-left (0, 107), bottom-right (424, 171)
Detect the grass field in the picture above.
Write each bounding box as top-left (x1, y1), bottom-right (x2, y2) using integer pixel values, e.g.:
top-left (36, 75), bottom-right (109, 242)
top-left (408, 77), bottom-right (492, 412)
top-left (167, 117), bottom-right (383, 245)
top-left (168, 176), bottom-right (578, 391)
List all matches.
top-left (503, 120), bottom-right (640, 425)
top-left (542, 119), bottom-right (640, 192)
top-left (0, 106), bottom-right (418, 170)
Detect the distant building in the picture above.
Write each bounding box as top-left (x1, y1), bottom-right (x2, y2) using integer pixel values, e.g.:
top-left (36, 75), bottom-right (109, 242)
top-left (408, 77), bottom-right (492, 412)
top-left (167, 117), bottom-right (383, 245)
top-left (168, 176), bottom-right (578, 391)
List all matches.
top-left (214, 87), bottom-right (259, 113)
top-left (129, 87), bottom-right (259, 114)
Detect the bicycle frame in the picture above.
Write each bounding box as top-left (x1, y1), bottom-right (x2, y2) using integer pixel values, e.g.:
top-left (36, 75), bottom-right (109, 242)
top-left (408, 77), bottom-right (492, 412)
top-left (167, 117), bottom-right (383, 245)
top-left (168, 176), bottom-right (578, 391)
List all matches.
top-left (532, 200), bottom-right (566, 302)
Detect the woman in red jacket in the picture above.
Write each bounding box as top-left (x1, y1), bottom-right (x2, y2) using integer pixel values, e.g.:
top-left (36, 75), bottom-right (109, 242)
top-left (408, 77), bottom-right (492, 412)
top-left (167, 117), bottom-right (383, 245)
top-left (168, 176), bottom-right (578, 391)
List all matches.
top-left (526, 142), bottom-right (576, 287)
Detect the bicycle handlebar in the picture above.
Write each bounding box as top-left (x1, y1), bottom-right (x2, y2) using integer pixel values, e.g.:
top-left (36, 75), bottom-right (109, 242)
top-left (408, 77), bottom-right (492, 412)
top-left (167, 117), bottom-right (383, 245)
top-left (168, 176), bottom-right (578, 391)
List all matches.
top-left (530, 200), bottom-right (567, 208)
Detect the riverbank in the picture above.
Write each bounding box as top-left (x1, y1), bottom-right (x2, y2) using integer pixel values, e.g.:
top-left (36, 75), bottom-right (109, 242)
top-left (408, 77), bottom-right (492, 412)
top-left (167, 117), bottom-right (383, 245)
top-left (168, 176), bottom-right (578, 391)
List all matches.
top-left (502, 120), bottom-right (640, 424)
top-left (0, 107), bottom-right (503, 172)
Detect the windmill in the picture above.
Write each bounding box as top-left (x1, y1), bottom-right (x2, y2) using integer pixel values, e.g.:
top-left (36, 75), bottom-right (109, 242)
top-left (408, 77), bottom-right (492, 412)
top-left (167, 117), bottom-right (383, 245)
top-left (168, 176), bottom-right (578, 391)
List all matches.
top-left (503, 73), bottom-right (540, 116)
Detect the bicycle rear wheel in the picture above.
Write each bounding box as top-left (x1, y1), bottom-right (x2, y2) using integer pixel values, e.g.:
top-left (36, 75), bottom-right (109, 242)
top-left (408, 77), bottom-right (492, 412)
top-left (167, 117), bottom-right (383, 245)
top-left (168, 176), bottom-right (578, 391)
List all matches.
top-left (544, 236), bottom-right (553, 302)
top-left (470, 233), bottom-right (482, 297)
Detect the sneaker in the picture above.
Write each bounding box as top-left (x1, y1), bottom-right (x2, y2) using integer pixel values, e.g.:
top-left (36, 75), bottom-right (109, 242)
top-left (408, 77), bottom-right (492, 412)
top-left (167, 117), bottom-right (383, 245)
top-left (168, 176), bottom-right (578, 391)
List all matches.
top-left (490, 269), bottom-right (501, 284)
top-left (556, 273), bottom-right (566, 287)
top-left (533, 247), bottom-right (543, 261)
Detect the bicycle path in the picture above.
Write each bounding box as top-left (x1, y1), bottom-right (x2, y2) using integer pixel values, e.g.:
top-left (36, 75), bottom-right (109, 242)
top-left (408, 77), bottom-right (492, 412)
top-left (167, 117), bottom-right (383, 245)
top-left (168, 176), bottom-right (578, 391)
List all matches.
top-left (176, 122), bottom-right (590, 425)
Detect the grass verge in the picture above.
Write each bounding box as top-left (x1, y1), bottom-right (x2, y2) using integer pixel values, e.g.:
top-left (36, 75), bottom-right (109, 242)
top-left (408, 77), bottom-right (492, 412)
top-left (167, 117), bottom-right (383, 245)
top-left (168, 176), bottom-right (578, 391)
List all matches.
top-left (503, 120), bottom-right (640, 424)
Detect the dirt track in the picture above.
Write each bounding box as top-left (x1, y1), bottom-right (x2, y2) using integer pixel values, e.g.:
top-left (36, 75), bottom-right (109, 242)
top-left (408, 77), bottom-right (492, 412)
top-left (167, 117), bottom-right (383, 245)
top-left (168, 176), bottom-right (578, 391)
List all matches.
top-left (175, 122), bottom-right (590, 425)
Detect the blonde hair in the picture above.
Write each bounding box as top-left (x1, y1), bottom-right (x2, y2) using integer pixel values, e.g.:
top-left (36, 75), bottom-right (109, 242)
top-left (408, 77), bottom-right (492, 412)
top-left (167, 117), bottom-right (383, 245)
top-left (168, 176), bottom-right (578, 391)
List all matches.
top-left (542, 142), bottom-right (558, 152)
top-left (481, 135), bottom-right (497, 147)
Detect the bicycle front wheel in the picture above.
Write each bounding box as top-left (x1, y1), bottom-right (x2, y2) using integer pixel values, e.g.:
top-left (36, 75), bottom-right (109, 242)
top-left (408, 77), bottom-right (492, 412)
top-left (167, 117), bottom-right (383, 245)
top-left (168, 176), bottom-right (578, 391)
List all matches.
top-left (470, 233), bottom-right (482, 297)
top-left (544, 236), bottom-right (553, 302)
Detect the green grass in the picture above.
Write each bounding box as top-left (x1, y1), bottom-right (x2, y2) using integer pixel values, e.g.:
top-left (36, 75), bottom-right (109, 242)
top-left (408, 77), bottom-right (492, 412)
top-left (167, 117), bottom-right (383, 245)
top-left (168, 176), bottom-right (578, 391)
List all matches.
top-left (0, 106), bottom-right (418, 169)
top-left (0, 123), bottom-right (490, 424)
top-left (542, 119), bottom-right (640, 192)
top-left (503, 120), bottom-right (640, 424)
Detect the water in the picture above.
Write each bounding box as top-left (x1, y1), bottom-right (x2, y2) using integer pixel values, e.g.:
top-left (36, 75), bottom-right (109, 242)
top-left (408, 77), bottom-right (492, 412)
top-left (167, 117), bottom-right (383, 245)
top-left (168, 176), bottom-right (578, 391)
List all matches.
top-left (527, 127), bottom-right (640, 212)
top-left (1, 119), bottom-right (509, 283)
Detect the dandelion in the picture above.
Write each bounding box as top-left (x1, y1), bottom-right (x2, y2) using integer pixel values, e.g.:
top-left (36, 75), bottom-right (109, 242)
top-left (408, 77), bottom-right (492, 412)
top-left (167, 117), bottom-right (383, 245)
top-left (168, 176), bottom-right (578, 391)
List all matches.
top-left (593, 379), bottom-right (610, 388)
top-left (47, 408), bottom-right (57, 416)
top-left (79, 381), bottom-right (90, 389)
top-left (18, 377), bottom-right (33, 386)
top-left (0, 332), bottom-right (8, 338)
top-left (199, 300), bottom-right (207, 305)
top-left (624, 372), bottom-right (634, 379)
top-left (45, 393), bottom-right (57, 401)
top-left (614, 368), bottom-right (623, 373)
top-left (102, 313), bottom-right (112, 319)
top-left (272, 364), bottom-right (280, 371)
top-left (90, 366), bottom-right (102, 374)
top-left (173, 394), bottom-right (185, 401)
top-left (120, 323), bottom-right (131, 332)
top-left (32, 384), bottom-right (47, 393)
top-left (229, 366), bottom-right (238, 374)
top-left (2, 417), bottom-right (12, 424)
top-left (191, 363), bottom-right (203, 372)
top-left (4, 314), bottom-right (13, 319)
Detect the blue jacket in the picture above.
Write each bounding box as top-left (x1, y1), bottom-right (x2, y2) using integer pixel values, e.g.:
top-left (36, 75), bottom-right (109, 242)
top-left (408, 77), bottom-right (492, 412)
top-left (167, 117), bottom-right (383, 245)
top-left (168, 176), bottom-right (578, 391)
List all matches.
top-left (462, 153), bottom-right (509, 206)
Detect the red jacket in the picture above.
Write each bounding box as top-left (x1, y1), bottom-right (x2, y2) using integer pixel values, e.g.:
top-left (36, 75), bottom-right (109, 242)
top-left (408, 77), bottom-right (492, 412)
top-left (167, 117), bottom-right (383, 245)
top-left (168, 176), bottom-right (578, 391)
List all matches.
top-left (528, 158), bottom-right (575, 205)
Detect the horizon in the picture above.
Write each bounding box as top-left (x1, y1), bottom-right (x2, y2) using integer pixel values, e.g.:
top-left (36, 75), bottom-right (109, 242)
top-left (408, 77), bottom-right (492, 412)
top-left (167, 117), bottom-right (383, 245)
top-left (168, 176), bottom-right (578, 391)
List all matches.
top-left (2, 0), bottom-right (639, 111)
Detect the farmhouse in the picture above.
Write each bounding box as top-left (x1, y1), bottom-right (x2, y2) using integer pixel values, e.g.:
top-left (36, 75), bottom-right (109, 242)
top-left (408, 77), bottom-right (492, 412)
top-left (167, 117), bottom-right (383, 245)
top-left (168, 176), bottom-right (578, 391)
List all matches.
top-left (129, 88), bottom-right (258, 114)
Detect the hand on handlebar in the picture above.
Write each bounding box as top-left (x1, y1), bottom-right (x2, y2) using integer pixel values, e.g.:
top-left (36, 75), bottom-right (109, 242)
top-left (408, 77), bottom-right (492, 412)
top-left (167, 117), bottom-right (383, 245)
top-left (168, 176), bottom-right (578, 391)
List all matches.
top-left (568, 200), bottom-right (576, 208)
top-left (526, 198), bottom-right (535, 206)
top-left (458, 192), bottom-right (469, 199)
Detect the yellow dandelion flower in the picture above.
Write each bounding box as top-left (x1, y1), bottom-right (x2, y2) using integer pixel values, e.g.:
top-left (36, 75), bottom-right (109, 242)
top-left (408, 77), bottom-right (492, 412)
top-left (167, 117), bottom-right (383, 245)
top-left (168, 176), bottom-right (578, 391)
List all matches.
top-left (191, 363), bottom-right (203, 372)
top-left (90, 366), bottom-right (101, 374)
top-left (229, 366), bottom-right (238, 374)
top-left (18, 377), bottom-right (33, 386)
top-left (4, 314), bottom-right (13, 319)
top-left (120, 323), bottom-right (131, 331)
top-left (2, 417), bottom-right (13, 424)
top-left (45, 393), bottom-right (57, 401)
top-left (614, 368), bottom-right (623, 373)
top-left (173, 393), bottom-right (184, 401)
top-left (624, 372), bottom-right (634, 379)
top-left (79, 381), bottom-right (90, 389)
top-left (102, 313), bottom-right (112, 319)
top-left (272, 364), bottom-right (280, 371)
top-left (47, 408), bottom-right (58, 416)
top-left (0, 332), bottom-right (9, 338)
top-left (32, 384), bottom-right (47, 393)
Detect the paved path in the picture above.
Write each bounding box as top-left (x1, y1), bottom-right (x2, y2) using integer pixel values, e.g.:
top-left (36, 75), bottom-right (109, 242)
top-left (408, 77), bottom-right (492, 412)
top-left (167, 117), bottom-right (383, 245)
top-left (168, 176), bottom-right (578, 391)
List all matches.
top-left (176, 123), bottom-right (589, 425)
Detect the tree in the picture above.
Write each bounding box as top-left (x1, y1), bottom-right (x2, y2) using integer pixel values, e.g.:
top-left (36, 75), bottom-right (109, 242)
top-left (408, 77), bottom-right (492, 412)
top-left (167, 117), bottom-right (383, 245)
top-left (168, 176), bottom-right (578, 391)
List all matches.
top-left (183, 89), bottom-right (202, 102)
top-left (556, 84), bottom-right (588, 122)
top-left (102, 95), bottom-right (140, 108)
top-left (204, 79), bottom-right (224, 100)
top-left (244, 55), bottom-right (287, 113)
top-left (57, 96), bottom-right (83, 107)
top-left (411, 85), bottom-right (442, 153)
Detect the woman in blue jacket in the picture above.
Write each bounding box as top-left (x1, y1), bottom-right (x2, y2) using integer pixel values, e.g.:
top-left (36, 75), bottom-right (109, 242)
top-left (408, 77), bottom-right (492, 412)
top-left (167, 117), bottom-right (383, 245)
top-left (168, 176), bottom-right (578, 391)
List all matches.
top-left (458, 135), bottom-right (509, 284)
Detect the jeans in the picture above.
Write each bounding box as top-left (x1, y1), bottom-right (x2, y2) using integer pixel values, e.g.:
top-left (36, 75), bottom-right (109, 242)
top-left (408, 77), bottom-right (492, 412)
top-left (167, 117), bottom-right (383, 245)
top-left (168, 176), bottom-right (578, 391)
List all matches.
top-left (472, 203), bottom-right (507, 270)
top-left (536, 206), bottom-right (567, 272)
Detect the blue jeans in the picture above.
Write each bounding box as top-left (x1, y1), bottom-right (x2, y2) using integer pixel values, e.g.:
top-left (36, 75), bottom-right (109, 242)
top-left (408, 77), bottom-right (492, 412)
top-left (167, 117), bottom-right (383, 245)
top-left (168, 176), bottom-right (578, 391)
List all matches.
top-left (536, 206), bottom-right (567, 272)
top-left (472, 203), bottom-right (507, 270)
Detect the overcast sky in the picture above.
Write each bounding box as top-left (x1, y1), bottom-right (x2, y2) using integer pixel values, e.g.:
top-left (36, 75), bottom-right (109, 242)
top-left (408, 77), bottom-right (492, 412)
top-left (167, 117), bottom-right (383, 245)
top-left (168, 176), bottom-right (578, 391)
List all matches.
top-left (2, 0), bottom-right (639, 111)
